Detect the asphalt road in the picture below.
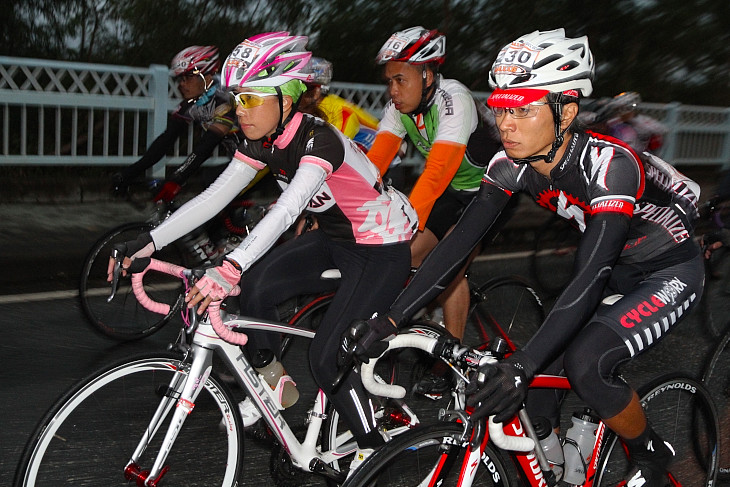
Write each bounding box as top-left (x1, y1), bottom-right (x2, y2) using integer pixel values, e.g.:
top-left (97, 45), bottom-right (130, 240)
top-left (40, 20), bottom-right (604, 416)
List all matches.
top-left (0, 200), bottom-right (724, 486)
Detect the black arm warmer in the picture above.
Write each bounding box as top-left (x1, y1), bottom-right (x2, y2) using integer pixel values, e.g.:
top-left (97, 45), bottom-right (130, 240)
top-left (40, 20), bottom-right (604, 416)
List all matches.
top-left (120, 116), bottom-right (188, 181)
top-left (523, 211), bottom-right (631, 371)
top-left (389, 183), bottom-right (512, 325)
top-left (169, 128), bottom-right (227, 184)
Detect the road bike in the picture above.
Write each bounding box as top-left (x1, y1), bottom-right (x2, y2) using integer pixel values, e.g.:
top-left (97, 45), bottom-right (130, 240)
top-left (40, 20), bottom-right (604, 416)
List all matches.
top-left (17, 258), bottom-right (445, 487)
top-left (702, 321), bottom-right (730, 481)
top-left (342, 332), bottom-right (720, 486)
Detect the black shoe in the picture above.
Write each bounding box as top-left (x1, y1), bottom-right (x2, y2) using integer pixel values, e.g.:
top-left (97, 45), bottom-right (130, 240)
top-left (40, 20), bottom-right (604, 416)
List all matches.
top-left (624, 438), bottom-right (675, 487)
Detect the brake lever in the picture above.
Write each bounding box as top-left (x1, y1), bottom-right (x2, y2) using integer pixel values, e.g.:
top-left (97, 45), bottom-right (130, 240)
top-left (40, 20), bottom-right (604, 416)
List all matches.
top-left (107, 248), bottom-right (123, 303)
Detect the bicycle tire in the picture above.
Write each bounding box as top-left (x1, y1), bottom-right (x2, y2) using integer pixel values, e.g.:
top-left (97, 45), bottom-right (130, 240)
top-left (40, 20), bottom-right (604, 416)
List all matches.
top-left (701, 326), bottom-right (730, 480)
top-left (701, 246), bottom-right (730, 338)
top-left (529, 215), bottom-right (580, 297)
top-left (79, 222), bottom-right (186, 340)
top-left (467, 275), bottom-right (545, 351)
top-left (13, 353), bottom-right (244, 487)
top-left (342, 422), bottom-right (516, 486)
top-left (278, 292), bottom-right (334, 356)
top-left (594, 374), bottom-right (719, 486)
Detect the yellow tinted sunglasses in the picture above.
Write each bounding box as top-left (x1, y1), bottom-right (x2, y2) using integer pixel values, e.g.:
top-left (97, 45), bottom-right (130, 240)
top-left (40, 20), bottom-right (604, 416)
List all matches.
top-left (229, 91), bottom-right (277, 109)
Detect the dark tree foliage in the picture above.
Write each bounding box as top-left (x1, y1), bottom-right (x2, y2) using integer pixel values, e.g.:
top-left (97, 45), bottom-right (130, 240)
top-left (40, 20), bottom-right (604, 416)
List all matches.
top-left (2, 0), bottom-right (729, 105)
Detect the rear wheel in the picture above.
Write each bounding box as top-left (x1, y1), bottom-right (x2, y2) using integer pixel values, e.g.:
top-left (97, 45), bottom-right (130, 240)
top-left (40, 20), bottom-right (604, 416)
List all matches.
top-left (701, 247), bottom-right (730, 338)
top-left (79, 222), bottom-right (186, 341)
top-left (595, 374), bottom-right (719, 486)
top-left (701, 328), bottom-right (730, 480)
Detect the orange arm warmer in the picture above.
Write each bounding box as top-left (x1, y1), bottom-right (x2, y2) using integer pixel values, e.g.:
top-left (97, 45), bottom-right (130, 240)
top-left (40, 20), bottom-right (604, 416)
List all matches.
top-left (366, 131), bottom-right (402, 175)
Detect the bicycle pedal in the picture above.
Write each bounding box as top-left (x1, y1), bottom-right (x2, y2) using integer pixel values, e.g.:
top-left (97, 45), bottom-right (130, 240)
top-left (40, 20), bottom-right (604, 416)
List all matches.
top-left (245, 421), bottom-right (275, 447)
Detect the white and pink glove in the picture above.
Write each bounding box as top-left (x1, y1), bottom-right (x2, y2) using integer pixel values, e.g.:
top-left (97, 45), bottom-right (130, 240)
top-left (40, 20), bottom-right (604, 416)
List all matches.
top-left (193, 259), bottom-right (242, 302)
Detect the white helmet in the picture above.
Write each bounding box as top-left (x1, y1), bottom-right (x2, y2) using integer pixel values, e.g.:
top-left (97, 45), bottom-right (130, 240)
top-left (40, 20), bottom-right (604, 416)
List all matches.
top-left (489, 28), bottom-right (594, 106)
top-left (222, 32), bottom-right (313, 89)
top-left (375, 27), bottom-right (446, 65)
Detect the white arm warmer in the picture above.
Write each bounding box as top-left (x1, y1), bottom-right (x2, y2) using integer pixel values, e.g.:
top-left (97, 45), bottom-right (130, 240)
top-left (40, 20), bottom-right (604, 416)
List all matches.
top-left (226, 163), bottom-right (327, 272)
top-left (150, 160), bottom-right (259, 250)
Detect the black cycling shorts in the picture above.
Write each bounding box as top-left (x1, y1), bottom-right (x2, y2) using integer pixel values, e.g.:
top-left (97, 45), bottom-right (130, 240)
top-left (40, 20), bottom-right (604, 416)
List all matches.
top-left (425, 187), bottom-right (478, 240)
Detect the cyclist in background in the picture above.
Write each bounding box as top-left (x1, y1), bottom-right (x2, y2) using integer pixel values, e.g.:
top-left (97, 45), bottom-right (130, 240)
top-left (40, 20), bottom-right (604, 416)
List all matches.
top-left (366, 27), bottom-right (501, 395)
top-left (112, 45), bottom-right (239, 203)
top-left (605, 91), bottom-right (667, 155)
top-left (299, 57), bottom-right (380, 144)
top-left (348, 29), bottom-right (703, 487)
top-left (110, 32), bottom-right (417, 474)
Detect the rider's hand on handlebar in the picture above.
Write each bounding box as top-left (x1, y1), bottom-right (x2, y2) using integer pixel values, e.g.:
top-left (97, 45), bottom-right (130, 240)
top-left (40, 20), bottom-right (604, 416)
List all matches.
top-left (340, 314), bottom-right (398, 365)
top-left (106, 232), bottom-right (155, 281)
top-left (466, 350), bottom-right (536, 423)
top-left (185, 258), bottom-right (242, 314)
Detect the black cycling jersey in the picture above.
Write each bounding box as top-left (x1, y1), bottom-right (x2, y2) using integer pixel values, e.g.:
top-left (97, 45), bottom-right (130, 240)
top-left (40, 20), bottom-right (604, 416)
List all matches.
top-left (388, 129), bottom-right (701, 371)
top-left (484, 131), bottom-right (699, 264)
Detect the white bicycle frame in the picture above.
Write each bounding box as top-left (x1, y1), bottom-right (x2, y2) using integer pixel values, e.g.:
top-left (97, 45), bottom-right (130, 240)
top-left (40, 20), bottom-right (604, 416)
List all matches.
top-left (127, 259), bottom-right (418, 485)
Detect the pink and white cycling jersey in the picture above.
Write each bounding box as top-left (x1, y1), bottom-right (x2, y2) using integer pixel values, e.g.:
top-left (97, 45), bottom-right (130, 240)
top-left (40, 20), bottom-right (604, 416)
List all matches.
top-left (151, 112), bottom-right (416, 273)
top-left (234, 112), bottom-right (417, 245)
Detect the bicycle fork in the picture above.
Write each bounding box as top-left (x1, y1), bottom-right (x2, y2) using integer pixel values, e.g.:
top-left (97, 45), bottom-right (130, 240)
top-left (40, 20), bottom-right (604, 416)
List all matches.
top-left (124, 346), bottom-right (214, 487)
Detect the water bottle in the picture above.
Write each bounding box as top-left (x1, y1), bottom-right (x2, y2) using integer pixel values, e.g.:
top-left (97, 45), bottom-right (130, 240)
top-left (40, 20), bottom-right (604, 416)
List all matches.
top-left (255, 358), bottom-right (300, 408)
top-left (561, 408), bottom-right (599, 485)
top-left (533, 416), bottom-right (564, 481)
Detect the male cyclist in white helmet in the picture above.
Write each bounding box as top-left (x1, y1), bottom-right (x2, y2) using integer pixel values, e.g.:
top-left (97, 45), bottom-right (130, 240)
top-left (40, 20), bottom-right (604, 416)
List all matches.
top-left (366, 27), bottom-right (501, 396)
top-left (348, 29), bottom-right (703, 487)
top-left (112, 45), bottom-right (239, 203)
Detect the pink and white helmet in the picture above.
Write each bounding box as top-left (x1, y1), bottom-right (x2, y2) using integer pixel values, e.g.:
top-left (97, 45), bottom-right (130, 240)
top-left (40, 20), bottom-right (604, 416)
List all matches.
top-left (170, 46), bottom-right (220, 77)
top-left (489, 29), bottom-right (594, 97)
top-left (222, 32), bottom-right (314, 89)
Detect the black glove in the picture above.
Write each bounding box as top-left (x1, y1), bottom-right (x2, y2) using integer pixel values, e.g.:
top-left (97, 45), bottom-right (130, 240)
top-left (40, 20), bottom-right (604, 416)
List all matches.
top-left (112, 232), bottom-right (155, 274)
top-left (466, 350), bottom-right (536, 423)
top-left (340, 315), bottom-right (398, 365)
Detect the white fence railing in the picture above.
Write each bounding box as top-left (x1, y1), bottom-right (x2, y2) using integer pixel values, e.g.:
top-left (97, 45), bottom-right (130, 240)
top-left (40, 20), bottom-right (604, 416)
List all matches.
top-left (2, 56), bottom-right (730, 176)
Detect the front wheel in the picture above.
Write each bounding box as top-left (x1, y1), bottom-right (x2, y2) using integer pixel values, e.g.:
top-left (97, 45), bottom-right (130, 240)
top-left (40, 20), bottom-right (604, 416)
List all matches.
top-left (79, 222), bottom-right (186, 340)
top-left (342, 422), bottom-right (516, 486)
top-left (594, 374), bottom-right (719, 486)
top-left (13, 353), bottom-right (243, 487)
